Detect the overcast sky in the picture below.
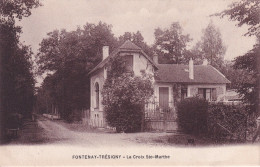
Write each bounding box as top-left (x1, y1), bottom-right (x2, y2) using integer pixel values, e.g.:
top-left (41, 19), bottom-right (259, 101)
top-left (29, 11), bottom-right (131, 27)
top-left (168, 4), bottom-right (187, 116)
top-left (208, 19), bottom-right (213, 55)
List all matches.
top-left (17, 0), bottom-right (256, 62)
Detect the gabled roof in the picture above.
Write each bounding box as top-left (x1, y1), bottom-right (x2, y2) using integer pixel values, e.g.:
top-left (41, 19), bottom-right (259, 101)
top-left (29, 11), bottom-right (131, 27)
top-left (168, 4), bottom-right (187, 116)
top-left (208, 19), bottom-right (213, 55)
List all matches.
top-left (119, 40), bottom-right (142, 50)
top-left (155, 64), bottom-right (230, 84)
top-left (88, 40), bottom-right (158, 75)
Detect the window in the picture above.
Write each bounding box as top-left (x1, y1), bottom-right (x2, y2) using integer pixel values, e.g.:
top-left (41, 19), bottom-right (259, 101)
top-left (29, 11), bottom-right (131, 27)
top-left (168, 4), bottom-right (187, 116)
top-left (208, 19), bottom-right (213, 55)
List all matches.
top-left (181, 88), bottom-right (187, 100)
top-left (95, 82), bottom-right (99, 108)
top-left (123, 55), bottom-right (133, 72)
top-left (198, 88), bottom-right (217, 101)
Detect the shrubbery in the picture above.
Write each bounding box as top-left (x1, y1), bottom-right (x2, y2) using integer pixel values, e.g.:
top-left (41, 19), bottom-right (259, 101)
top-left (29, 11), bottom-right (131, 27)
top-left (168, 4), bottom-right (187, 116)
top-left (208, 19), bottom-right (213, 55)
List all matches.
top-left (102, 57), bottom-right (153, 133)
top-left (208, 103), bottom-right (248, 142)
top-left (177, 97), bottom-right (249, 142)
top-left (177, 97), bottom-right (209, 135)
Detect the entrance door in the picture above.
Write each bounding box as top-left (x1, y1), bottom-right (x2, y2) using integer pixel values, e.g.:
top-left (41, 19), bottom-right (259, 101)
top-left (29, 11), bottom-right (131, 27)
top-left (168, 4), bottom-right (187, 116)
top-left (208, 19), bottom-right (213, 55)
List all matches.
top-left (159, 87), bottom-right (169, 109)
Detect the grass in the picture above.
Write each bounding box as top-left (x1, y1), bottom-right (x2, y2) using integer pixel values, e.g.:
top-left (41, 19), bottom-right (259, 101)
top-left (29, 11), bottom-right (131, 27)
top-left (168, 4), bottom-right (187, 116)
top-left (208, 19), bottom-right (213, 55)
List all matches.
top-left (6, 119), bottom-right (49, 144)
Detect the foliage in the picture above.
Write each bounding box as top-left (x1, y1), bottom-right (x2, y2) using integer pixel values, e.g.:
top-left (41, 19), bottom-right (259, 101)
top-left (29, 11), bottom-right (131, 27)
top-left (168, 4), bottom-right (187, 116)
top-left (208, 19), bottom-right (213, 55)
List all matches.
top-left (177, 97), bottom-right (208, 135)
top-left (0, 0), bottom-right (41, 21)
top-left (208, 103), bottom-right (248, 142)
top-left (191, 22), bottom-right (226, 70)
top-left (1, 24), bottom-right (35, 118)
top-left (102, 57), bottom-right (154, 132)
top-left (217, 0), bottom-right (260, 115)
top-left (0, 0), bottom-right (39, 143)
top-left (218, 60), bottom-right (245, 89)
top-left (216, 0), bottom-right (260, 36)
top-left (154, 22), bottom-right (192, 64)
top-left (35, 22), bottom-right (118, 121)
top-left (232, 42), bottom-right (259, 113)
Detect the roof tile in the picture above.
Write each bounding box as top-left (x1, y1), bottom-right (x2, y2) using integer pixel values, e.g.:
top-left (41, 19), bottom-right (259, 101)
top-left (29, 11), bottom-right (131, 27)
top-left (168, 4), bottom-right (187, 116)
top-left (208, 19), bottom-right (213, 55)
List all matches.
top-left (156, 64), bottom-right (230, 84)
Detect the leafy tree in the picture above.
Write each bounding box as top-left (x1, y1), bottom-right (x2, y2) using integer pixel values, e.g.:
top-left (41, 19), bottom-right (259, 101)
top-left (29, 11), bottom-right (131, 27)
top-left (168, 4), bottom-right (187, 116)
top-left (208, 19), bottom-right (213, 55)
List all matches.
top-left (218, 60), bottom-right (246, 89)
top-left (192, 22), bottom-right (226, 70)
top-left (102, 57), bottom-right (154, 132)
top-left (185, 42), bottom-right (204, 65)
top-left (154, 22), bottom-right (192, 64)
top-left (217, 0), bottom-right (259, 37)
top-left (217, 0), bottom-right (259, 141)
top-left (0, 0), bottom-right (40, 143)
top-left (217, 0), bottom-right (259, 112)
top-left (0, 0), bottom-right (40, 22)
top-left (233, 42), bottom-right (259, 113)
top-left (36, 22), bottom-right (118, 121)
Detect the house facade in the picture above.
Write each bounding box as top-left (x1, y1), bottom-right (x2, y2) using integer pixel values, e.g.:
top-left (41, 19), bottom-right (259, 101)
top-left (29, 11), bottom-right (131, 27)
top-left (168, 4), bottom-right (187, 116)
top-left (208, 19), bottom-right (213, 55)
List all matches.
top-left (88, 40), bottom-right (230, 129)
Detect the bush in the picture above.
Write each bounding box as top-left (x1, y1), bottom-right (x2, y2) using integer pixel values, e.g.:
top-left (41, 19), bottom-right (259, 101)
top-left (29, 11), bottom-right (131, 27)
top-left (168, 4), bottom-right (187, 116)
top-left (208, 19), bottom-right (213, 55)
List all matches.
top-left (208, 103), bottom-right (248, 142)
top-left (102, 73), bottom-right (153, 133)
top-left (106, 103), bottom-right (143, 133)
top-left (102, 57), bottom-right (153, 133)
top-left (177, 97), bottom-right (208, 135)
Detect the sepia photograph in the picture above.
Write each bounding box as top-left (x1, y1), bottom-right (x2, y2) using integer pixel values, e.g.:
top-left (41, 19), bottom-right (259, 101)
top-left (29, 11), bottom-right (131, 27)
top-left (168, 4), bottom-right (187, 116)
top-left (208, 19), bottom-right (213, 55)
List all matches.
top-left (0, 0), bottom-right (259, 166)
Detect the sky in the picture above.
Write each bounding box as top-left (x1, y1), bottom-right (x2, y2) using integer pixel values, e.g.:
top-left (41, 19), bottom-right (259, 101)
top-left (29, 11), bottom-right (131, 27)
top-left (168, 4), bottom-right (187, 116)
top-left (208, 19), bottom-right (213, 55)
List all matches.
top-left (17, 0), bottom-right (256, 61)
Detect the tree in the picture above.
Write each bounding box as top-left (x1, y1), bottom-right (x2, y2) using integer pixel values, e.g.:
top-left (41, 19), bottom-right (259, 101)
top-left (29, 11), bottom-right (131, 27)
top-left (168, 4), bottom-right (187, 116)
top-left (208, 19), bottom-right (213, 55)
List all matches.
top-left (0, 0), bottom-right (40, 21)
top-left (233, 42), bottom-right (259, 113)
top-left (36, 22), bottom-right (118, 121)
top-left (0, 0), bottom-right (40, 143)
top-left (154, 22), bottom-right (192, 64)
top-left (217, 0), bottom-right (260, 112)
top-left (192, 22), bottom-right (226, 70)
top-left (102, 57), bottom-right (154, 132)
top-left (217, 0), bottom-right (259, 37)
top-left (218, 60), bottom-right (246, 89)
top-left (217, 0), bottom-right (260, 141)
top-left (185, 42), bottom-right (204, 65)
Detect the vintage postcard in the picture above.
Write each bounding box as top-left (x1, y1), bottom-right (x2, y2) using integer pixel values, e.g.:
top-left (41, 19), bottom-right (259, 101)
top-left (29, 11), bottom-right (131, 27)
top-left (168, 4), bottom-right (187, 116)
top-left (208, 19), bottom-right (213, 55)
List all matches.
top-left (0, 0), bottom-right (259, 166)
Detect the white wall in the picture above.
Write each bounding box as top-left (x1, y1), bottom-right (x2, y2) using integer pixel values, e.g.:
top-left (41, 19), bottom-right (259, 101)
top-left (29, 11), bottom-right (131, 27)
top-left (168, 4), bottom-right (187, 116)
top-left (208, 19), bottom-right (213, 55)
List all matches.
top-left (134, 53), bottom-right (154, 76)
top-left (119, 52), bottom-right (154, 76)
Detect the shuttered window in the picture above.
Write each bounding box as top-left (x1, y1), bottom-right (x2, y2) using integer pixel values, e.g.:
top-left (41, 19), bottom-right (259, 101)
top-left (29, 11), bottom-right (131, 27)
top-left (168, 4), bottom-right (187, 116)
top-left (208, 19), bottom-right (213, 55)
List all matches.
top-left (198, 88), bottom-right (217, 101)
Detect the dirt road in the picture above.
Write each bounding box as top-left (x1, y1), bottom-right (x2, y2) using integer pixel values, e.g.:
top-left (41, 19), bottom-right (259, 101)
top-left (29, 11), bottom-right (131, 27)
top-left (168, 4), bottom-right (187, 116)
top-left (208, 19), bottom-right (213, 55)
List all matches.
top-left (36, 117), bottom-right (172, 147)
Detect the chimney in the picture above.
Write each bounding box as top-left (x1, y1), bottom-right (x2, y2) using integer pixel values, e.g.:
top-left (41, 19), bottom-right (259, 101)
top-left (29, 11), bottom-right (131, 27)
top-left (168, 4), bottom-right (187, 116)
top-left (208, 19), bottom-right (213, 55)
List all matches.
top-left (189, 58), bottom-right (194, 80)
top-left (153, 55), bottom-right (158, 64)
top-left (202, 59), bottom-right (208, 65)
top-left (102, 46), bottom-right (109, 60)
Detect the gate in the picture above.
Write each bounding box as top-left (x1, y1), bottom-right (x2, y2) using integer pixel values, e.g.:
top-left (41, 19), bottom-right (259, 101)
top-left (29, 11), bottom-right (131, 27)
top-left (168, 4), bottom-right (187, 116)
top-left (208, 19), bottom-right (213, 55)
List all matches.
top-left (144, 102), bottom-right (178, 132)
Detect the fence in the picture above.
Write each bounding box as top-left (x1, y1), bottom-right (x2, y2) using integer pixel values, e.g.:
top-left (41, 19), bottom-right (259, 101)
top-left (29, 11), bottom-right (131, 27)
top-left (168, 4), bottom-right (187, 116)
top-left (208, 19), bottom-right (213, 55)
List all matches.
top-left (144, 101), bottom-right (178, 132)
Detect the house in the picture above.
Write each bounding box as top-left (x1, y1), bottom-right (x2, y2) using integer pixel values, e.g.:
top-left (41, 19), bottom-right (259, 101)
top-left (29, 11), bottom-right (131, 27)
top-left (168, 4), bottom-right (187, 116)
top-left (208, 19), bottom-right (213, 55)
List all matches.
top-left (88, 40), bottom-right (230, 129)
